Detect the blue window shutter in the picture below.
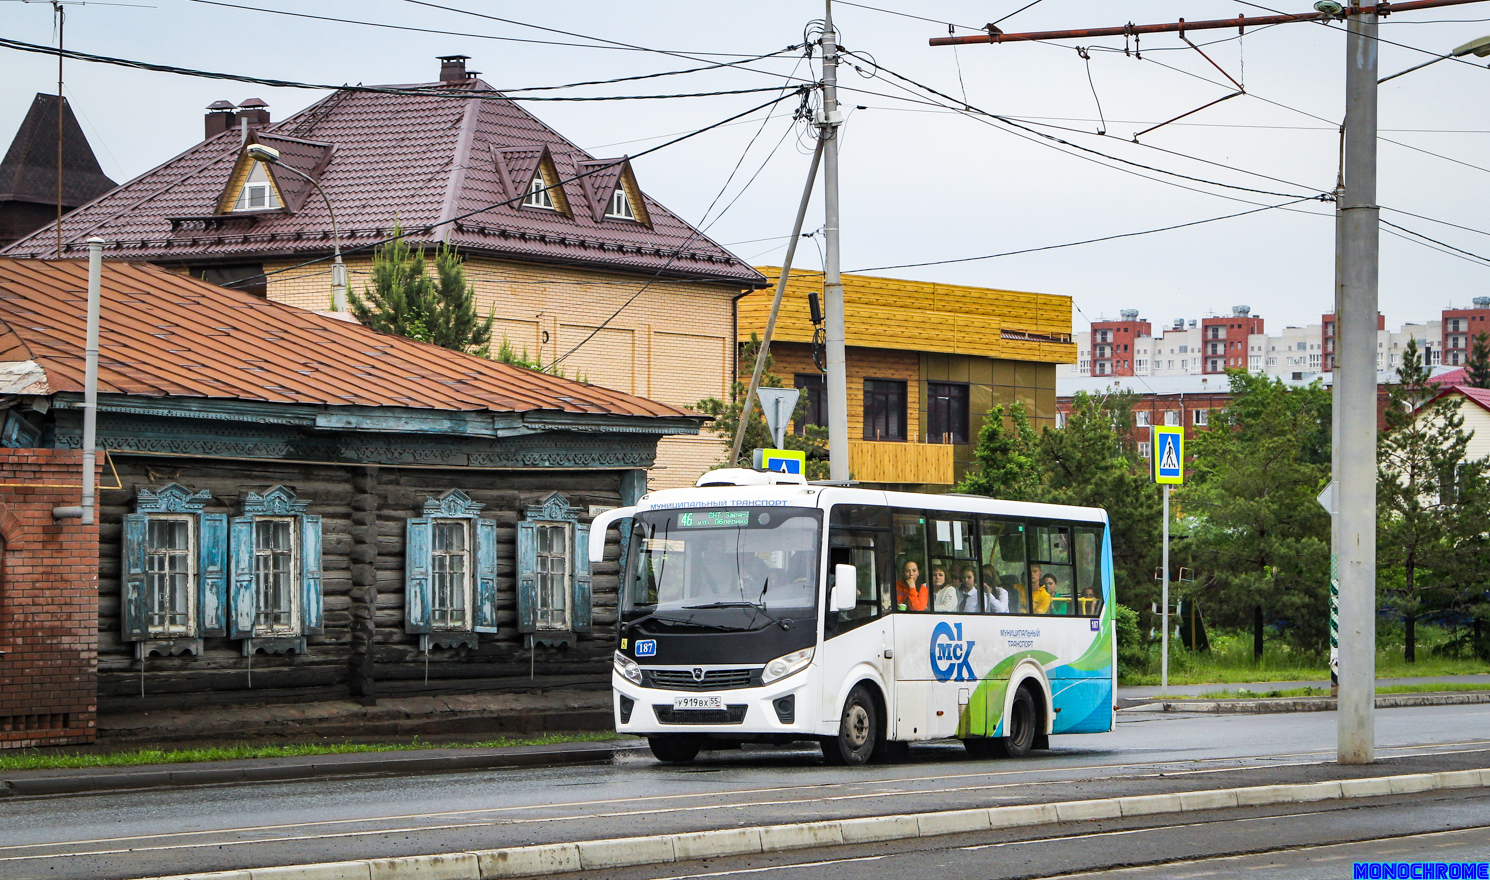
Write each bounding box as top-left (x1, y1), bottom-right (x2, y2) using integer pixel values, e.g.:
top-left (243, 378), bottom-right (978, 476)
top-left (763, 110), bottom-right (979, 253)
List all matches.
top-left (572, 522), bottom-right (592, 633)
top-left (229, 515), bottom-right (255, 639)
top-left (516, 520), bottom-right (537, 633)
top-left (301, 514), bottom-right (323, 635)
top-left (474, 517), bottom-right (498, 634)
top-left (199, 513), bottom-right (228, 637)
top-left (405, 517), bottom-right (432, 634)
top-left (121, 513), bottom-right (149, 641)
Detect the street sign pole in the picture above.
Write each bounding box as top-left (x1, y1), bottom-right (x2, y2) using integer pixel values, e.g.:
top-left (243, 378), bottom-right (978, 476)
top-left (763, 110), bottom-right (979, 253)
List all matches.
top-left (1161, 483), bottom-right (1171, 691)
top-left (1152, 425), bottom-right (1185, 691)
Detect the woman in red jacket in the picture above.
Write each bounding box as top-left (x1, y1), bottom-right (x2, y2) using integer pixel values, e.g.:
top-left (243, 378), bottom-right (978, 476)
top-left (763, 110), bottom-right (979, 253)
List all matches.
top-left (895, 559), bottom-right (928, 612)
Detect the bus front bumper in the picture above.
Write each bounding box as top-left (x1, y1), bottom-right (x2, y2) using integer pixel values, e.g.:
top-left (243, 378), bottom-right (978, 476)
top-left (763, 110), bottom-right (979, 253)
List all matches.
top-left (612, 670), bottom-right (816, 736)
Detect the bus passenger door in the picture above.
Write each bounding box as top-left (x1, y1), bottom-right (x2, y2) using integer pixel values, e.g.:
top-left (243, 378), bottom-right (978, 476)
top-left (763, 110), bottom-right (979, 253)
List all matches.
top-left (820, 526), bottom-right (894, 727)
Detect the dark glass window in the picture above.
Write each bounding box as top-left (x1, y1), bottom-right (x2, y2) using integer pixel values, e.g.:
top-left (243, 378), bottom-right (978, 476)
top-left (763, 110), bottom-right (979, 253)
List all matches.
top-left (863, 379), bottom-right (907, 441)
top-left (793, 373), bottom-right (826, 436)
top-left (927, 382), bottom-right (969, 443)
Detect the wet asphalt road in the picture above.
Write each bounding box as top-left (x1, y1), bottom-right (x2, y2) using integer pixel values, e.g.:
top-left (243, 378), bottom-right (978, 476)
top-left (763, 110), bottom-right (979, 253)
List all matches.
top-left (2, 703), bottom-right (1488, 880)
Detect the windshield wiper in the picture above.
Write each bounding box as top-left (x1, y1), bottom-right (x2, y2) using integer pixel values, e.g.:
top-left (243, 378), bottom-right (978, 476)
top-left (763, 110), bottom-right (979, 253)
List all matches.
top-left (684, 600), bottom-right (791, 631)
top-left (628, 611), bottom-right (747, 632)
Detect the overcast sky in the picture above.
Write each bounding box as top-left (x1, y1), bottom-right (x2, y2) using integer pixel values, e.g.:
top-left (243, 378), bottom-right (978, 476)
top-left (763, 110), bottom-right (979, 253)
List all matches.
top-left (2, 0), bottom-right (1487, 333)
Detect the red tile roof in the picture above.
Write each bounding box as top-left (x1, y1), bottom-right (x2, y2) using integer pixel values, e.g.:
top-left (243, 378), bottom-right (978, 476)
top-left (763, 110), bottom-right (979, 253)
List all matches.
top-left (0, 256), bottom-right (701, 421)
top-left (2, 80), bottom-right (764, 288)
top-left (1428, 384), bottom-right (1490, 414)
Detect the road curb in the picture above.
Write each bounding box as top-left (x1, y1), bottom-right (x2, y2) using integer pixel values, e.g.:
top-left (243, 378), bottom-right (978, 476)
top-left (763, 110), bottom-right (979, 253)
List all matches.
top-left (1121, 691), bottom-right (1490, 714)
top-left (135, 767), bottom-right (1490, 880)
top-left (0, 742), bottom-right (649, 799)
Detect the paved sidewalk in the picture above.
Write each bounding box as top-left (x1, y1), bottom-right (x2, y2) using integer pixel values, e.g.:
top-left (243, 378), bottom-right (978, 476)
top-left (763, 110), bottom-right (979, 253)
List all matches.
top-left (0, 737), bottom-right (648, 798)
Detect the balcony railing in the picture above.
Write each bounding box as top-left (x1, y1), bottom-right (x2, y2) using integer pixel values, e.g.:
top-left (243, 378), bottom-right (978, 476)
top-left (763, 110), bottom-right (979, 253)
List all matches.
top-left (849, 440), bottom-right (955, 485)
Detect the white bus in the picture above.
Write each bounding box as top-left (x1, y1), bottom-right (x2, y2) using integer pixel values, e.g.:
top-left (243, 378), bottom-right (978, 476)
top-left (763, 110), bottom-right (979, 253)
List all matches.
top-left (590, 468), bottom-right (1116, 765)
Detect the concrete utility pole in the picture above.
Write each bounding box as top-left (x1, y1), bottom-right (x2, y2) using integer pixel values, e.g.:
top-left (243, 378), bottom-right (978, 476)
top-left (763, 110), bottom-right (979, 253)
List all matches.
top-left (821, 1), bottom-right (850, 482)
top-left (1336, 8), bottom-right (1379, 765)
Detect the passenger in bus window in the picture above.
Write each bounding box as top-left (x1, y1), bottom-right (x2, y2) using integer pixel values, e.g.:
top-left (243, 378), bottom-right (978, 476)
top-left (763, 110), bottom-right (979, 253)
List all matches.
top-left (1078, 587), bottom-right (1103, 617)
top-left (1029, 563), bottom-right (1043, 602)
top-left (956, 565), bottom-right (984, 613)
top-left (982, 566), bottom-right (1010, 613)
top-left (928, 565), bottom-right (948, 599)
top-left (895, 559), bottom-right (927, 611)
top-left (1004, 577), bottom-right (1024, 613)
top-left (1033, 573), bottom-right (1058, 615)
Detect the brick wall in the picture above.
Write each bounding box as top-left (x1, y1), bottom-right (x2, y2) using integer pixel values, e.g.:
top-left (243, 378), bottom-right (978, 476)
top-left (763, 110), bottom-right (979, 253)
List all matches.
top-left (0, 448), bottom-right (97, 748)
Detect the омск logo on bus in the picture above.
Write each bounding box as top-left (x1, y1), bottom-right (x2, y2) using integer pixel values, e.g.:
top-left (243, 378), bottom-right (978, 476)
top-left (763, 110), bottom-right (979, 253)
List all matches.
top-left (930, 621), bottom-right (978, 682)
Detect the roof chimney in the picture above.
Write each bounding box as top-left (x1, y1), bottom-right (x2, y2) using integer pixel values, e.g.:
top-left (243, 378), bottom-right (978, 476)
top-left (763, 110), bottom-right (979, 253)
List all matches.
top-left (235, 98), bottom-right (270, 129)
top-left (438, 54), bottom-right (472, 83)
top-left (204, 100), bottom-right (236, 139)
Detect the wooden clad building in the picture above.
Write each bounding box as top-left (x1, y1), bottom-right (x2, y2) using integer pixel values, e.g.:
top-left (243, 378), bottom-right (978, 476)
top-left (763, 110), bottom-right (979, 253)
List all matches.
top-left (0, 257), bottom-right (702, 743)
top-left (740, 269), bottom-right (1075, 487)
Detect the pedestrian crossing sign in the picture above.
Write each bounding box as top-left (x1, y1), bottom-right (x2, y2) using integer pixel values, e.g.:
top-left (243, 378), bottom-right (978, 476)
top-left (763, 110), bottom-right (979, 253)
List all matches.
top-left (1152, 426), bottom-right (1184, 485)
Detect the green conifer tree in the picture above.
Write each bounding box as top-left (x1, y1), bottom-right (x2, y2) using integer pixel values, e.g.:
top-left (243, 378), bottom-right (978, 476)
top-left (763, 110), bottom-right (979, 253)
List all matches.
top-left (1467, 332), bottom-right (1490, 389)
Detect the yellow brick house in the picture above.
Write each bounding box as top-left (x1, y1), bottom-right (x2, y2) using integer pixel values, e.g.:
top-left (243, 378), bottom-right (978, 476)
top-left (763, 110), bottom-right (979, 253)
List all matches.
top-left (5, 56), bottom-right (766, 489)
top-left (741, 269), bottom-right (1075, 487)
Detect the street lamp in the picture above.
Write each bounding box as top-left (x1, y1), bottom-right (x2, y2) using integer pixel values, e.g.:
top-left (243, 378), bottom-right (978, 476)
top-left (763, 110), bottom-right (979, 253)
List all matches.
top-left (1379, 34), bottom-right (1490, 84)
top-left (244, 143), bottom-right (347, 311)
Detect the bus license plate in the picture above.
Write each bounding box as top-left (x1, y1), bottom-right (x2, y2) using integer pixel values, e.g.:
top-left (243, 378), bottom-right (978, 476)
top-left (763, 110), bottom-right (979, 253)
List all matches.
top-left (673, 695), bottom-right (723, 711)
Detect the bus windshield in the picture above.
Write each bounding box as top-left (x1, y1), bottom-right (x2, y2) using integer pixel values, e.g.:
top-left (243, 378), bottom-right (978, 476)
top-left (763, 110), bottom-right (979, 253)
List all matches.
top-left (622, 507), bottom-right (822, 631)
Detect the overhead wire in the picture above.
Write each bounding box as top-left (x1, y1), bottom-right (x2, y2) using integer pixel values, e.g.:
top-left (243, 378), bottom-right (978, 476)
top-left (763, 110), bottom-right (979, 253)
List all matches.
top-left (846, 197), bottom-right (1322, 273)
top-left (188, 0), bottom-right (768, 57)
top-left (398, 0), bottom-right (780, 61)
top-left (544, 52), bottom-right (816, 372)
top-left (0, 38), bottom-right (802, 101)
top-left (840, 49), bottom-right (1330, 201)
top-left (1380, 219), bottom-right (1490, 266)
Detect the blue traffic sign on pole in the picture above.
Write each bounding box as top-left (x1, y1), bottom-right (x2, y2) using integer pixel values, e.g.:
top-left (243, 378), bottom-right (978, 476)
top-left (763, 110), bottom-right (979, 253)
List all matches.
top-left (1152, 426), bottom-right (1184, 485)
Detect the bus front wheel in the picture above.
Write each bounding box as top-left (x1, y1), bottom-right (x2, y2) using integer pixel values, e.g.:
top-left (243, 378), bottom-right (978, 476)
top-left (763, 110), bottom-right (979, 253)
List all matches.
top-left (822, 685), bottom-right (878, 766)
top-left (996, 687), bottom-right (1039, 758)
top-left (648, 734), bottom-right (702, 764)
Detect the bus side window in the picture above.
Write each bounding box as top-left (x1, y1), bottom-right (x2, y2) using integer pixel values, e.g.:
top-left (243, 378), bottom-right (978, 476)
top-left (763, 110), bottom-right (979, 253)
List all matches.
top-left (892, 513), bottom-right (929, 613)
top-left (979, 516), bottom-right (1027, 614)
top-left (827, 529), bottom-right (888, 637)
top-left (1075, 526), bottom-right (1104, 617)
top-left (1028, 523), bottom-right (1075, 616)
top-left (928, 513), bottom-right (977, 613)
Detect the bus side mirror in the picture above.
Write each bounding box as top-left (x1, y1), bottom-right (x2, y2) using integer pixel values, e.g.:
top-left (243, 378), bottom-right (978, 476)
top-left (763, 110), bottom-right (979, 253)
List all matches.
top-left (831, 564), bottom-right (857, 612)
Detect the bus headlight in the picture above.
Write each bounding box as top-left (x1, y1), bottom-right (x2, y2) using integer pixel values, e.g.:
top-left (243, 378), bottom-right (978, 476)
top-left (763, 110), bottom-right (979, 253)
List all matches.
top-left (761, 647), bottom-right (814, 685)
top-left (614, 651), bottom-right (643, 685)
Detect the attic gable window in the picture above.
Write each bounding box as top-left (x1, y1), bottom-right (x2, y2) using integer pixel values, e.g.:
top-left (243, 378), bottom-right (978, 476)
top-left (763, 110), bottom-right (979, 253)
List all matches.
top-left (605, 185), bottom-right (637, 221)
top-left (232, 161), bottom-right (282, 212)
top-left (524, 172), bottom-right (556, 210)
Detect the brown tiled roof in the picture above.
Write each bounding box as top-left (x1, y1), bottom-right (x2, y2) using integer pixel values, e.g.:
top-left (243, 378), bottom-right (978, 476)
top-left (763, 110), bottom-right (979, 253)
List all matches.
top-left (2, 80), bottom-right (764, 288)
top-left (0, 256), bottom-right (702, 421)
top-left (0, 94), bottom-right (117, 206)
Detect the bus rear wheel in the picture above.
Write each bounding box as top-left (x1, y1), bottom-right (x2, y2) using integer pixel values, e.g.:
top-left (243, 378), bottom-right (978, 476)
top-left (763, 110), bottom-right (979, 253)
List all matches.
top-left (995, 687), bottom-right (1038, 758)
top-left (821, 685), bottom-right (878, 766)
top-left (648, 734), bottom-right (702, 764)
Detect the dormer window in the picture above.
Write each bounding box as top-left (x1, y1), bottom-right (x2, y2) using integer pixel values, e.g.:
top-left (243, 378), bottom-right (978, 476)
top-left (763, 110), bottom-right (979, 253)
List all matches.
top-left (524, 172), bottom-right (556, 210)
top-left (606, 186), bottom-right (636, 220)
top-left (232, 161), bottom-right (282, 212)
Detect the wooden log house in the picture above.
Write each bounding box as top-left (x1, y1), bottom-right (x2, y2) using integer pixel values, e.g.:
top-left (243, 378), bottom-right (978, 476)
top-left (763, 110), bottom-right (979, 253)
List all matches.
top-left (0, 257), bottom-right (702, 743)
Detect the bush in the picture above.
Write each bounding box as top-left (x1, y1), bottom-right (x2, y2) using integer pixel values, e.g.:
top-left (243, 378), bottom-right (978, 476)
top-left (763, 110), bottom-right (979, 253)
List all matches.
top-left (1115, 603), bottom-right (1148, 676)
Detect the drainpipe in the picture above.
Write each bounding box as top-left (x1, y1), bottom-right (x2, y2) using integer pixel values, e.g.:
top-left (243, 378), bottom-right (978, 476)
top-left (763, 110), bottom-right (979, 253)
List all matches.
top-left (54, 237), bottom-right (102, 524)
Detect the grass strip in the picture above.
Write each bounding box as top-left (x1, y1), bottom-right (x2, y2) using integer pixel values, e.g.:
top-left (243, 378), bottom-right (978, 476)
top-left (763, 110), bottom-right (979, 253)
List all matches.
top-left (1155, 681), bottom-right (1490, 700)
top-left (0, 732), bottom-right (634, 773)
